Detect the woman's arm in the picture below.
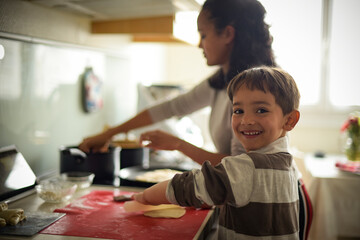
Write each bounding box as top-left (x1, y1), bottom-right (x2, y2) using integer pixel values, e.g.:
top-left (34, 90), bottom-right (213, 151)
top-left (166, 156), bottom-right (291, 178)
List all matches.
top-left (140, 130), bottom-right (226, 165)
top-left (178, 139), bottom-right (227, 165)
top-left (79, 79), bottom-right (214, 153)
top-left (79, 109), bottom-right (153, 152)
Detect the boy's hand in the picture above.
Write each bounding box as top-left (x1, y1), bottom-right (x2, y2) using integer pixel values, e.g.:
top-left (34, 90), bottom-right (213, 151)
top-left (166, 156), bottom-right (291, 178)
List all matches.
top-left (132, 192), bottom-right (149, 205)
top-left (132, 181), bottom-right (171, 206)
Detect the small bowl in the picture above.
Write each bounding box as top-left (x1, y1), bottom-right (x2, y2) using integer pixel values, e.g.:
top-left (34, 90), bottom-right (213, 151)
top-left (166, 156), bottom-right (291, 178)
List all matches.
top-left (61, 172), bottom-right (95, 189)
top-left (36, 179), bottom-right (77, 203)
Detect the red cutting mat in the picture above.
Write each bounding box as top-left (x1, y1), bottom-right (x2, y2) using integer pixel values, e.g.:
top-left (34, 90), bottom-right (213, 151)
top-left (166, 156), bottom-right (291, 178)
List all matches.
top-left (40, 190), bottom-right (210, 239)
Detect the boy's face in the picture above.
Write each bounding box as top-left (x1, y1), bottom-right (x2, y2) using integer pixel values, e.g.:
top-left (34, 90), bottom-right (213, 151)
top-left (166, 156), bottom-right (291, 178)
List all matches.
top-left (231, 84), bottom-right (290, 152)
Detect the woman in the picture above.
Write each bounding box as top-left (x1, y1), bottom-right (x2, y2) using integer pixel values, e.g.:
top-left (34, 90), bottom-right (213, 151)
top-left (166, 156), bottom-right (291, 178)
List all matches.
top-left (79, 0), bottom-right (275, 163)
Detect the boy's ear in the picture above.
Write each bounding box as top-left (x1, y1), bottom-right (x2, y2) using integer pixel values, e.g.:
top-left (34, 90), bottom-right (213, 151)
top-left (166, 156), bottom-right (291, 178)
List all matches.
top-left (283, 110), bottom-right (300, 131)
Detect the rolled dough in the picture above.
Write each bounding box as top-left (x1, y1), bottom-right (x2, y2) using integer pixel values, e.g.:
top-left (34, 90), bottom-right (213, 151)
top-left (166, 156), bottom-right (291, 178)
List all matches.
top-left (144, 207), bottom-right (186, 218)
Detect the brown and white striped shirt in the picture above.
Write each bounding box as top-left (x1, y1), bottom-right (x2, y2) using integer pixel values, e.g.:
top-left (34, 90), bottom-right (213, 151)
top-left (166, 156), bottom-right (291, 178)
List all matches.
top-left (166, 136), bottom-right (299, 239)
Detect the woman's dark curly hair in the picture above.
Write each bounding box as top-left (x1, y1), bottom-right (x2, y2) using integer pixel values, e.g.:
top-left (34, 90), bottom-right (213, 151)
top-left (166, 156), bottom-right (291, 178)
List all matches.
top-left (202, 0), bottom-right (276, 89)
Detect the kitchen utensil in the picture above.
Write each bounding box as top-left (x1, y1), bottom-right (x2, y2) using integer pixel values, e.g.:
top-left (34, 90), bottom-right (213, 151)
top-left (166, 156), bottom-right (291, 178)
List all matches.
top-left (112, 140), bottom-right (149, 169)
top-left (35, 179), bottom-right (77, 203)
top-left (61, 171), bottom-right (95, 189)
top-left (0, 212), bottom-right (65, 236)
top-left (113, 194), bottom-right (132, 202)
top-left (119, 166), bottom-right (185, 188)
top-left (123, 201), bottom-right (181, 213)
top-left (59, 145), bottom-right (120, 186)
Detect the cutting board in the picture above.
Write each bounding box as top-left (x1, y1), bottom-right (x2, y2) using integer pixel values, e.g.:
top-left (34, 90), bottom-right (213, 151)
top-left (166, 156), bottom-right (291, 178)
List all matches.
top-left (41, 190), bottom-right (211, 240)
top-left (0, 212), bottom-right (65, 236)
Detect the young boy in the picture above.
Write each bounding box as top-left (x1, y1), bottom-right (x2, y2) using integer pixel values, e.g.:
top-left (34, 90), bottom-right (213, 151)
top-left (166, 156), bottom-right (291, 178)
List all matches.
top-left (133, 66), bottom-right (301, 239)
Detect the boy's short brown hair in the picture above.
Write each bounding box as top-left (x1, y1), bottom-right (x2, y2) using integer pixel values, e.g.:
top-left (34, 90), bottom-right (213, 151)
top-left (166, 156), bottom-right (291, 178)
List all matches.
top-left (227, 66), bottom-right (300, 115)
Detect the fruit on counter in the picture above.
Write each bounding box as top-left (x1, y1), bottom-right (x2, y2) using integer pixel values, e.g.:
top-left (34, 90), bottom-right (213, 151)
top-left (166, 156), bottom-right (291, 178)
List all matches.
top-left (0, 202), bottom-right (26, 227)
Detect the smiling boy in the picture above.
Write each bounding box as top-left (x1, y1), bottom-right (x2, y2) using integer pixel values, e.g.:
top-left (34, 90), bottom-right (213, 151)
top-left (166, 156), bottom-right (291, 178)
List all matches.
top-left (134, 66), bottom-right (301, 239)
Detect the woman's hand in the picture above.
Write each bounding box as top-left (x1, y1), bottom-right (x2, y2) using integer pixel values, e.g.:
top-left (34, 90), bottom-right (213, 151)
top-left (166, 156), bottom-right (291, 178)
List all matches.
top-left (140, 130), bottom-right (183, 151)
top-left (78, 132), bottom-right (111, 153)
top-left (140, 129), bottom-right (226, 166)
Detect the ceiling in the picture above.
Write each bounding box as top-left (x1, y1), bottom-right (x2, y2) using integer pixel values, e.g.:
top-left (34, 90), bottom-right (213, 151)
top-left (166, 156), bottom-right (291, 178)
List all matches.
top-left (27, 0), bottom-right (202, 20)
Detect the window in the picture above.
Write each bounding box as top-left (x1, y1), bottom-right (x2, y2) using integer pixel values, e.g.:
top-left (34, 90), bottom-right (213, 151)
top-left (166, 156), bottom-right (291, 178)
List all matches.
top-left (260, 0), bottom-right (360, 114)
top-left (328, 0), bottom-right (360, 107)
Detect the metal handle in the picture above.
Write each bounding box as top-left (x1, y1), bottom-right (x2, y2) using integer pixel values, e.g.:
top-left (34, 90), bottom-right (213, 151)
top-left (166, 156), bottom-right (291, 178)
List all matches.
top-left (68, 148), bottom-right (87, 159)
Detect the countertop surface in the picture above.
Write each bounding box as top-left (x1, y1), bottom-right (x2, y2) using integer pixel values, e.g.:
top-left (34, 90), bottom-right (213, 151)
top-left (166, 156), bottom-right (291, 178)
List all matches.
top-left (304, 154), bottom-right (360, 240)
top-left (0, 185), bottom-right (214, 240)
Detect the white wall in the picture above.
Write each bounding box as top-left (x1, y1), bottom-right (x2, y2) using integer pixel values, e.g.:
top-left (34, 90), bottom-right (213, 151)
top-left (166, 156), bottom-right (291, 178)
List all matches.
top-left (0, 0), bottom-right (137, 176)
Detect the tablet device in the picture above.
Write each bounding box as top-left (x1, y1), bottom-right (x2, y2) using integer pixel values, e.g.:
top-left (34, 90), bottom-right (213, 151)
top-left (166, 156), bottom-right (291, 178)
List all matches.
top-left (0, 145), bottom-right (37, 201)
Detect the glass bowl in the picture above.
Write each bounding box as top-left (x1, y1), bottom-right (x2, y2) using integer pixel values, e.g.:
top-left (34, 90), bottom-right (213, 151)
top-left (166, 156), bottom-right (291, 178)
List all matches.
top-left (61, 172), bottom-right (95, 189)
top-left (36, 179), bottom-right (77, 203)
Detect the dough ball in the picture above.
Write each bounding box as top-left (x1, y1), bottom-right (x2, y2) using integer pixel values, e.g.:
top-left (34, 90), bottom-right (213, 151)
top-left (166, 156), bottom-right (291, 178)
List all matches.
top-left (144, 207), bottom-right (186, 218)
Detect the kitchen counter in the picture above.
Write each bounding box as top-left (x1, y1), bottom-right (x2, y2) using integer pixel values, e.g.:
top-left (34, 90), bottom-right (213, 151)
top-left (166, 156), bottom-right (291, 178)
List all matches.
top-left (0, 185), bottom-right (215, 240)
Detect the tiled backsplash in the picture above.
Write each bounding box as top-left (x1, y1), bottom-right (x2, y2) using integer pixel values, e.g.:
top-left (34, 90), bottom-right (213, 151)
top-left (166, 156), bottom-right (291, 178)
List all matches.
top-left (0, 37), bottom-right (136, 176)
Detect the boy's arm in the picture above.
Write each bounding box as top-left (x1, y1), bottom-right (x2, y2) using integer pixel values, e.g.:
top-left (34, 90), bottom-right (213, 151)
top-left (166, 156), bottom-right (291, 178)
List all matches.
top-left (133, 180), bottom-right (171, 205)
